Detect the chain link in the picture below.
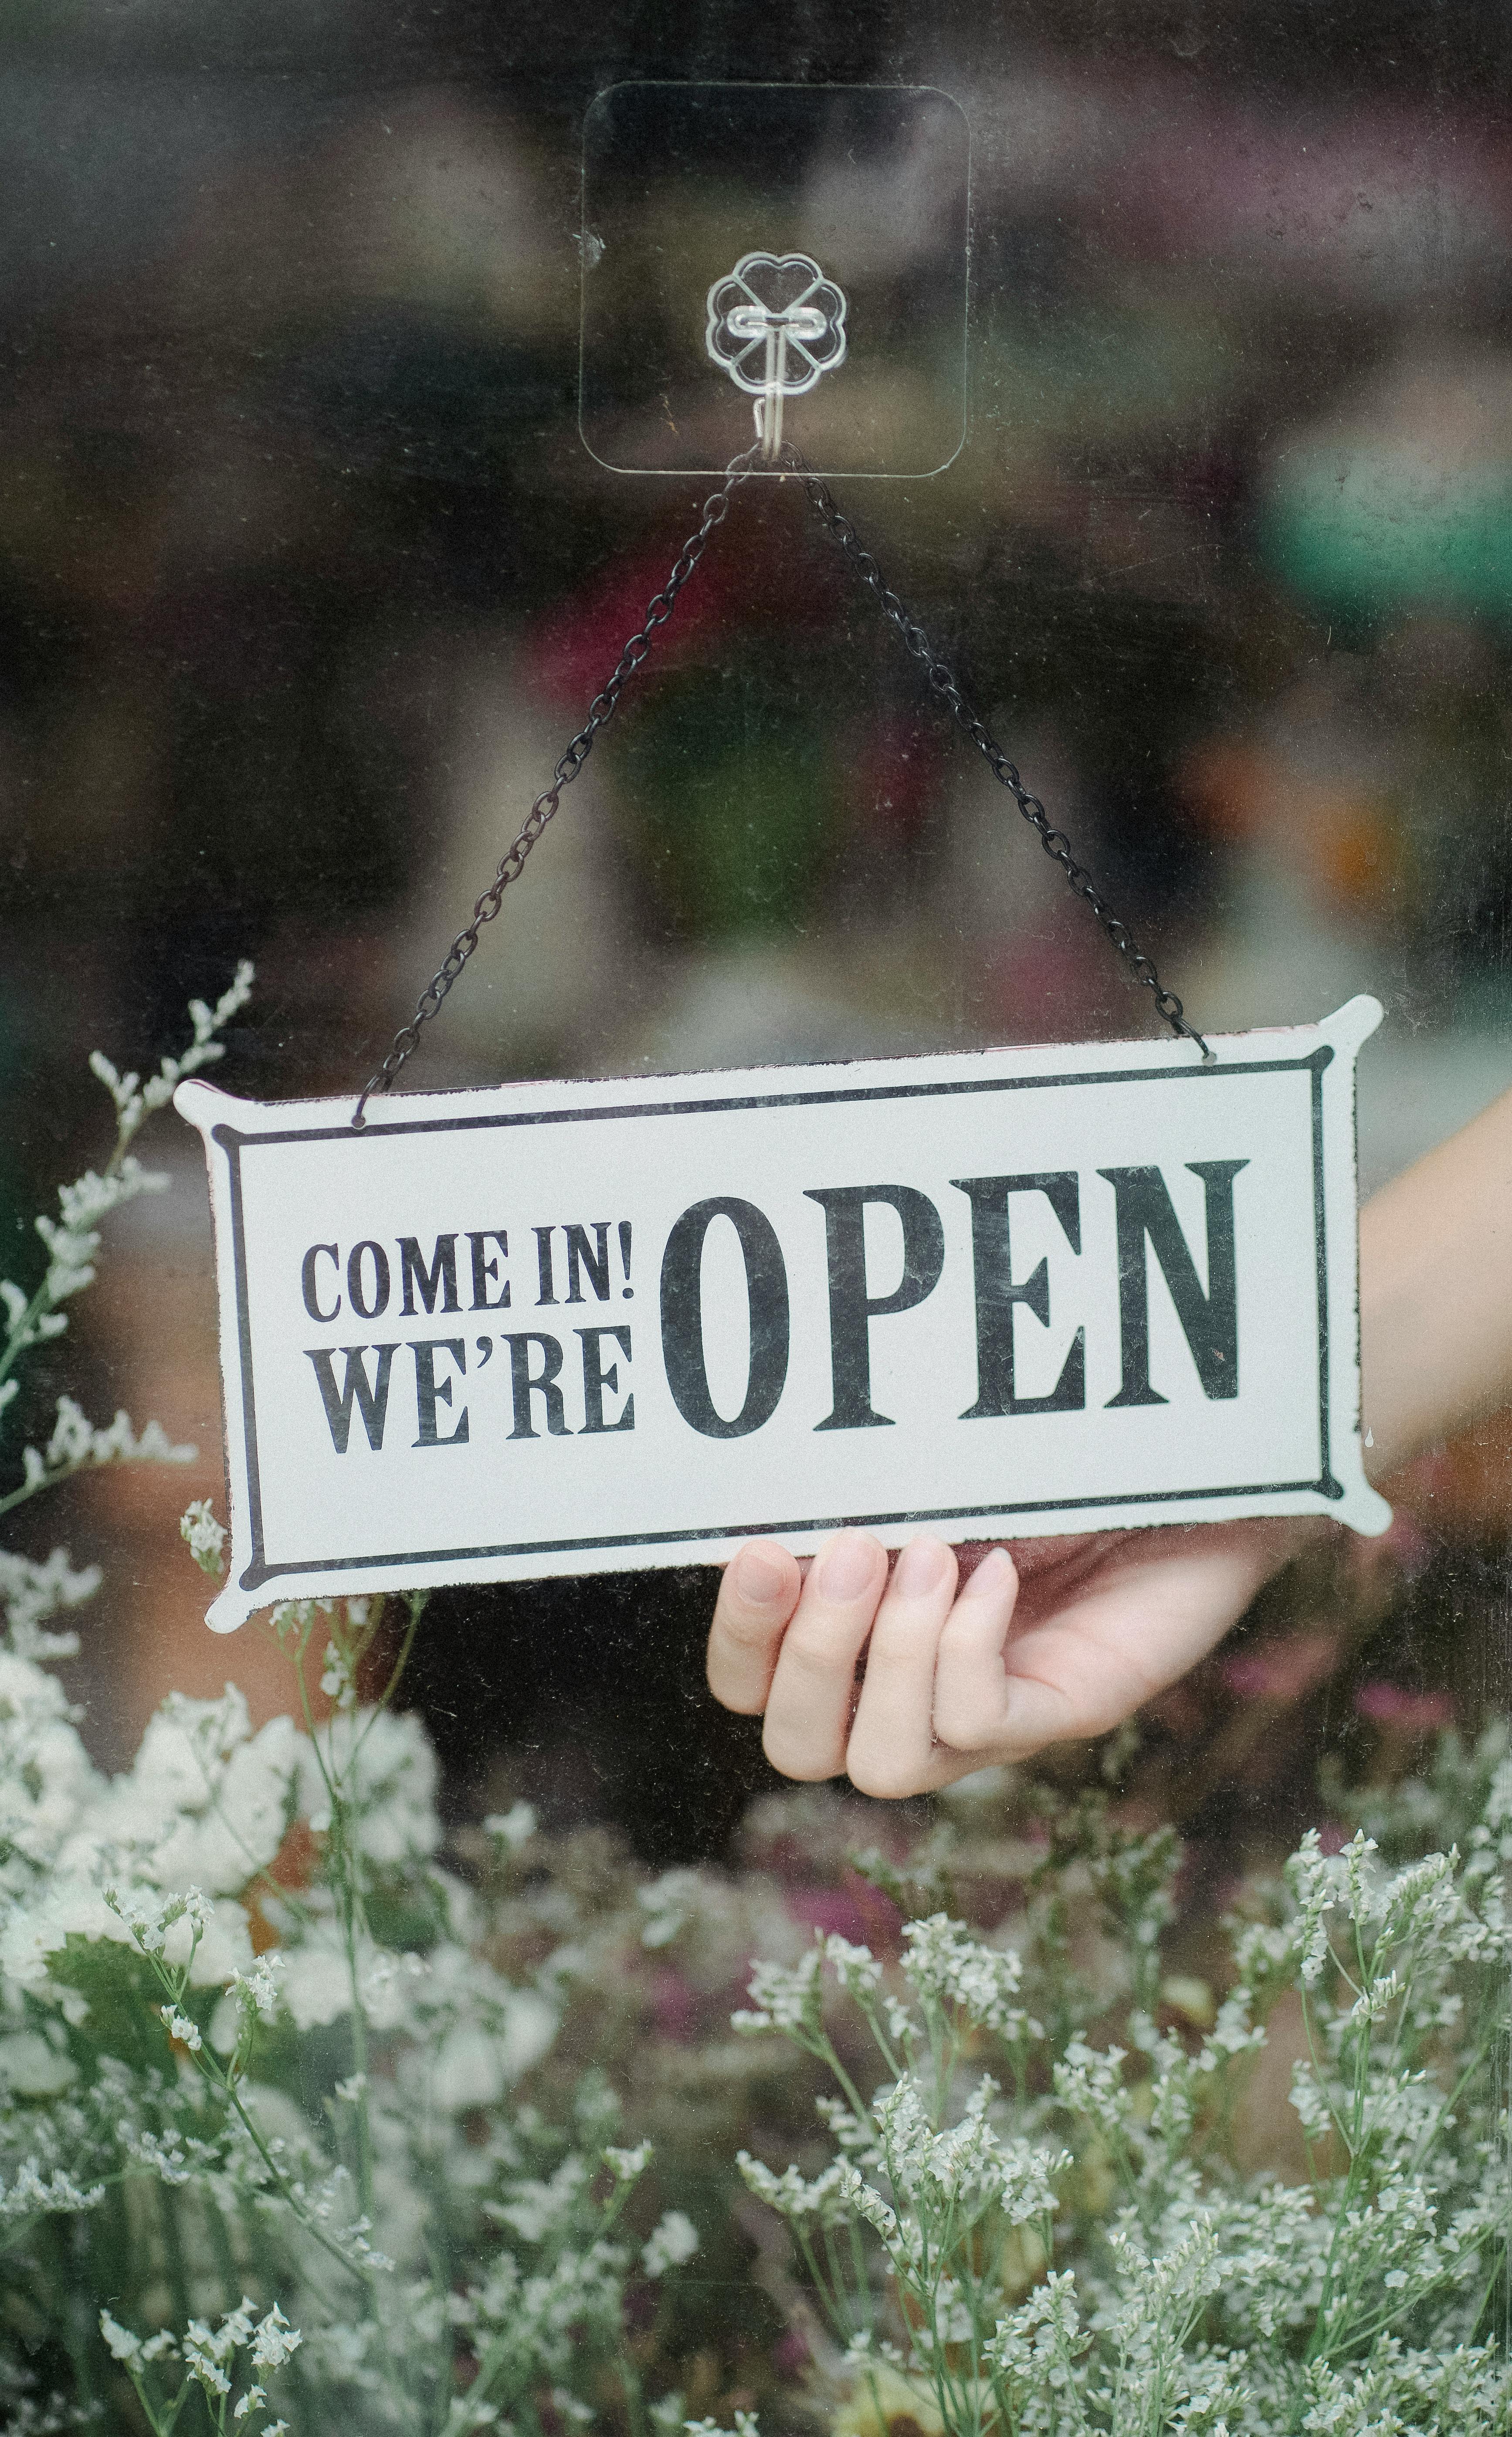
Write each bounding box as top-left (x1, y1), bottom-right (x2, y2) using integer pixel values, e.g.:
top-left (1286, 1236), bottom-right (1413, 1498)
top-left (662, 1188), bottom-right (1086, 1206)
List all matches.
top-left (353, 444), bottom-right (1207, 1123)
top-left (778, 444), bottom-right (1210, 1060)
top-left (352, 446), bottom-right (764, 1123)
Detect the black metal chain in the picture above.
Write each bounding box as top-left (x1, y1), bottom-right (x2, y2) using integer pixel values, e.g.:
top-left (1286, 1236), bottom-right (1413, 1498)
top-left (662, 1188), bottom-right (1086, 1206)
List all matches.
top-left (353, 448), bottom-right (1207, 1123)
top-left (352, 444), bottom-right (764, 1123)
top-left (778, 443), bottom-right (1210, 1059)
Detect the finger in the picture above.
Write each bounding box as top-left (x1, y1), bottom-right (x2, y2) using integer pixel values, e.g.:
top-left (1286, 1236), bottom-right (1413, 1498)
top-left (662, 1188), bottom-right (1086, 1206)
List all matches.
top-left (844, 1536), bottom-right (958, 1799)
top-left (761, 1532), bottom-right (888, 1781)
top-left (972, 1527), bottom-right (1291, 1756)
top-left (933, 1544), bottom-right (1021, 1750)
top-left (706, 1539), bottom-right (803, 1715)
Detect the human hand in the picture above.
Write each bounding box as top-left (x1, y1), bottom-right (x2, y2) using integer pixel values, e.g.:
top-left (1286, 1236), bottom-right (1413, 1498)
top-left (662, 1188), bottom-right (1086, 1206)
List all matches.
top-left (706, 1519), bottom-right (1316, 1797)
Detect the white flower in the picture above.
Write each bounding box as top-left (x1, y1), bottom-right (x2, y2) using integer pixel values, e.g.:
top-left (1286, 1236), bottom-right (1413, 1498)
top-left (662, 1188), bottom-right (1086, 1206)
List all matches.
top-left (0, 1546), bottom-right (101, 1660)
top-left (834, 2161), bottom-right (898, 2241)
top-left (180, 1498), bottom-right (227, 1577)
top-left (337, 1708), bottom-right (441, 1864)
top-left (281, 1945), bottom-right (353, 2031)
top-left (901, 1913), bottom-right (1028, 2034)
top-left (86, 963), bottom-right (251, 1153)
top-left (642, 2210), bottom-right (700, 2278)
top-left (737, 2152), bottom-right (848, 2224)
top-left (824, 1934), bottom-right (881, 1995)
top-left (733, 1947), bottom-right (821, 2035)
top-left (250, 2303), bottom-right (302, 2369)
top-left (171, 1900), bottom-right (254, 1987)
top-left (639, 1868), bottom-right (703, 1949)
top-left (606, 2142), bottom-right (652, 2182)
top-left (230, 1951), bottom-right (285, 2021)
top-left (359, 1943), bottom-right (429, 2031)
top-left (52, 1883), bottom-right (254, 1988)
top-left (483, 1800), bottom-right (537, 1851)
top-left (161, 2004), bottom-right (203, 2052)
top-left (183, 2339), bottom-right (231, 2395)
top-left (66, 1694), bottom-right (312, 1899)
top-left (118, 2125), bottom-right (192, 2187)
top-left (1054, 2039), bottom-right (1132, 2143)
top-left (99, 2310), bottom-right (144, 2366)
top-left (488, 2156), bottom-right (590, 2243)
top-left (0, 2030), bottom-right (77, 2095)
top-left (0, 1873), bottom-right (131, 1986)
top-left (429, 1988), bottom-right (557, 2110)
top-left (39, 1684), bottom-right (296, 1915)
top-left (431, 2021), bottom-right (506, 2111)
top-left (13, 1391), bottom-right (194, 1500)
top-left (2, 2162), bottom-right (106, 2216)
top-left (0, 1647), bottom-right (101, 1867)
top-left (496, 1986), bottom-right (558, 2081)
top-left (320, 1641), bottom-right (357, 1712)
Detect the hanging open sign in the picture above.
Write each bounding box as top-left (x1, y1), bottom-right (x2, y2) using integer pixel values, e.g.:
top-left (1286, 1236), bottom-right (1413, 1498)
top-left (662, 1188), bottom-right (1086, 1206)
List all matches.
top-left (178, 996), bottom-right (1389, 1634)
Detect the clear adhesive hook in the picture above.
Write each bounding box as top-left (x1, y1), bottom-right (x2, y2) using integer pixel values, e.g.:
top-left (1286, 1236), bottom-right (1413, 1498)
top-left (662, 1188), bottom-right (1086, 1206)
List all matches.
top-left (705, 251), bottom-right (848, 460)
top-left (580, 82), bottom-right (967, 478)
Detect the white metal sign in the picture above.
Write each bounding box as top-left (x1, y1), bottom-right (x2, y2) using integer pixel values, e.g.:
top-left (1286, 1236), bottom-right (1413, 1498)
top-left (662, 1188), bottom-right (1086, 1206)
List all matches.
top-left (178, 996), bottom-right (1390, 1634)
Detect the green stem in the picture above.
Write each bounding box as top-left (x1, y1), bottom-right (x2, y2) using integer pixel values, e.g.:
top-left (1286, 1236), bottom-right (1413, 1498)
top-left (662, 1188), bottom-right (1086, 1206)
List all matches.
top-left (0, 1450), bottom-right (156, 1519)
top-left (243, 2200), bottom-right (323, 2434)
top-left (808, 2029), bottom-right (873, 2127)
top-left (0, 1080), bottom-right (146, 1424)
top-left (792, 2221), bottom-right (846, 2335)
top-left (156, 2182), bottom-right (196, 2344)
top-left (129, 1928), bottom-right (366, 2288)
top-left (51, 2217), bottom-right (103, 2421)
top-left (619, 2342), bottom-right (648, 2437)
top-left (351, 1590), bottom-right (427, 1759)
top-left (0, 1277), bottom-right (60, 1402)
top-left (187, 2045), bottom-right (369, 2285)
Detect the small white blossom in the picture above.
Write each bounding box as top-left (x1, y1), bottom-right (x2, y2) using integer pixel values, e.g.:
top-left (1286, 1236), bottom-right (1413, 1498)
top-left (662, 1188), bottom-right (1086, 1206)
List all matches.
top-left (0, 1545), bottom-right (100, 1659)
top-left (14, 1393), bottom-right (195, 1508)
top-left (732, 1947), bottom-right (821, 2035)
top-left (641, 2210), bottom-right (700, 2278)
top-left (99, 2311), bottom-right (145, 2366)
top-left (319, 1641), bottom-right (357, 1711)
top-left (824, 1933), bottom-right (881, 1994)
top-left (638, 1867), bottom-right (704, 1949)
top-left (737, 2151), bottom-right (849, 2223)
top-left (180, 1498), bottom-right (227, 1578)
top-left (250, 2304), bottom-right (302, 2369)
top-left (231, 1952), bottom-right (285, 2022)
top-left (483, 1800), bottom-right (537, 1851)
top-left (902, 1913), bottom-right (1029, 2034)
top-left (0, 2161), bottom-right (106, 2217)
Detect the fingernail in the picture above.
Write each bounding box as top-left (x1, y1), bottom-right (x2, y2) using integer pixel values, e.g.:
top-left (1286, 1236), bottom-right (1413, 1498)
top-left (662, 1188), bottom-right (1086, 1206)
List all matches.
top-left (893, 1536), bottom-right (951, 1596)
top-left (734, 1546), bottom-right (787, 1604)
top-left (962, 1546), bottom-right (1013, 1599)
top-left (816, 1533), bottom-right (878, 1601)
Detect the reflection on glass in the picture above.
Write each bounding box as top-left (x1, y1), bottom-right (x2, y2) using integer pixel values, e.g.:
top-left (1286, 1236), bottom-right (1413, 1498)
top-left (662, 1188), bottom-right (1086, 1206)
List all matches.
top-left (0, 8), bottom-right (1507, 2430)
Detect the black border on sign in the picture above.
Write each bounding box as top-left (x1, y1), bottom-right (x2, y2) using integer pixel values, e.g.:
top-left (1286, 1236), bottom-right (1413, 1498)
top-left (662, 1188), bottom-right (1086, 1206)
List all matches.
top-left (214, 1047), bottom-right (1340, 1593)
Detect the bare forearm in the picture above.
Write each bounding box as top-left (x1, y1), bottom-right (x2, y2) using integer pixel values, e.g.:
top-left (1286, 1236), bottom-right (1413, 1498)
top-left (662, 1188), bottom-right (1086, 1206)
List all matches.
top-left (1359, 1083), bottom-right (1512, 1478)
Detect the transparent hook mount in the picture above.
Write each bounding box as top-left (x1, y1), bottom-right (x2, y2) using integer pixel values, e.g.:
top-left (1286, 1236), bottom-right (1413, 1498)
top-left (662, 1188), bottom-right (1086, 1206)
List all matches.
top-left (705, 251), bottom-right (849, 458)
top-left (579, 81), bottom-right (969, 480)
